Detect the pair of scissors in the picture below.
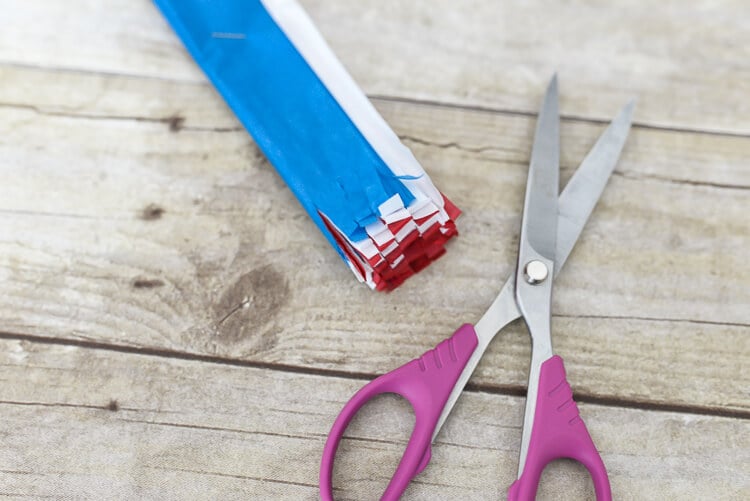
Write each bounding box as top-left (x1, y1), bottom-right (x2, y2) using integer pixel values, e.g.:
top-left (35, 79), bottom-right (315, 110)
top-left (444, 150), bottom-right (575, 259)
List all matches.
top-left (320, 75), bottom-right (635, 500)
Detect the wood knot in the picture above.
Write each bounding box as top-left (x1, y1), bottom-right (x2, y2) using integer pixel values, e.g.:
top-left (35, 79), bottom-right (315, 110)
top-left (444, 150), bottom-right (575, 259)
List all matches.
top-left (213, 265), bottom-right (290, 347)
top-left (167, 115), bottom-right (185, 133)
top-left (140, 204), bottom-right (165, 221)
top-left (106, 399), bottom-right (119, 412)
top-left (132, 278), bottom-right (165, 289)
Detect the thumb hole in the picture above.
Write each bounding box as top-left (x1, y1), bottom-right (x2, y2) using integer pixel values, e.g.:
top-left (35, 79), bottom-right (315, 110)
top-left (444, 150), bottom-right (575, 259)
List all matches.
top-left (537, 458), bottom-right (595, 501)
top-left (332, 393), bottom-right (415, 500)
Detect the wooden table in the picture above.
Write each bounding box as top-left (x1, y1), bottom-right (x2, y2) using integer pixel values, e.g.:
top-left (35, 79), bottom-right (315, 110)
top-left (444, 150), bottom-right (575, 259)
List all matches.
top-left (1, 1), bottom-right (748, 499)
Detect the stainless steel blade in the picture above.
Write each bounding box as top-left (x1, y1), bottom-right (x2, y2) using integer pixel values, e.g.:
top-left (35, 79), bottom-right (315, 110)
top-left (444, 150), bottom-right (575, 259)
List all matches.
top-left (518, 75), bottom-right (560, 262)
top-left (555, 100), bottom-right (636, 272)
top-left (516, 99), bottom-right (635, 475)
top-left (513, 75), bottom-right (561, 474)
top-left (431, 97), bottom-right (636, 450)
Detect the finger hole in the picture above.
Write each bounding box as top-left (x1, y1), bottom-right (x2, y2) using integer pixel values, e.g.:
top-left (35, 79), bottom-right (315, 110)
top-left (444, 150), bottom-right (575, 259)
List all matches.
top-left (537, 458), bottom-right (595, 501)
top-left (332, 393), bottom-right (415, 501)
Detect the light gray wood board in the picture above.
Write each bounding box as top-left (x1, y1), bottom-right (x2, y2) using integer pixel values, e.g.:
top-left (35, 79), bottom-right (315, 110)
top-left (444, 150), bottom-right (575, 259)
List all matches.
top-left (1, 64), bottom-right (748, 414)
top-left (3, 63), bottom-right (749, 190)
top-left (0, 339), bottom-right (747, 500)
top-left (1, 0), bottom-right (750, 133)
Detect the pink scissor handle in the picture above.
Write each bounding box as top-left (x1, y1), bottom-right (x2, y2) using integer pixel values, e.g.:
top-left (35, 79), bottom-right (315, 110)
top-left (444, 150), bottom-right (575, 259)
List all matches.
top-left (508, 355), bottom-right (611, 501)
top-left (320, 324), bottom-right (479, 501)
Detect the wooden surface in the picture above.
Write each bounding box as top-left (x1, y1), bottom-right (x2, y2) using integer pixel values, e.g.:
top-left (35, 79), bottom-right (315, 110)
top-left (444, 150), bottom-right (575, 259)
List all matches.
top-left (1, 1), bottom-right (748, 499)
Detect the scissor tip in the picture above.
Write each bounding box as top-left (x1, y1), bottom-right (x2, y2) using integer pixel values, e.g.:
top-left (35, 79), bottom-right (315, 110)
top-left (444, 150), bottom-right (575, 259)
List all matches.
top-left (617, 99), bottom-right (637, 123)
top-left (544, 73), bottom-right (559, 100)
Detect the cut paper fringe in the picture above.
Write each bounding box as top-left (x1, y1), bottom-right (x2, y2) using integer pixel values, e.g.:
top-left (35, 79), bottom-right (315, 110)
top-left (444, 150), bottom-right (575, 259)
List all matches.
top-left (154, 0), bottom-right (460, 290)
top-left (321, 195), bottom-right (460, 290)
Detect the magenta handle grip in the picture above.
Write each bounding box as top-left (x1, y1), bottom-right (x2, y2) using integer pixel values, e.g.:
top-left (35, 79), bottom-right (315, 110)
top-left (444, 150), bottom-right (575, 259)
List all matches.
top-left (319, 324), bottom-right (479, 501)
top-left (508, 355), bottom-right (611, 501)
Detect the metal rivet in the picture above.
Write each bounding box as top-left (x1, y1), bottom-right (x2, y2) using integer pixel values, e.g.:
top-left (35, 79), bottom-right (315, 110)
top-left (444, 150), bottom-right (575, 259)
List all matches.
top-left (524, 260), bottom-right (548, 285)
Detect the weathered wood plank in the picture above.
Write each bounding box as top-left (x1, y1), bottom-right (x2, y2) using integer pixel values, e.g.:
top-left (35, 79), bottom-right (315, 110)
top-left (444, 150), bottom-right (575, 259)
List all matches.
top-left (0, 339), bottom-right (747, 500)
top-left (2, 2), bottom-right (748, 499)
top-left (3, 62), bottom-right (750, 190)
top-left (1, 65), bottom-right (748, 414)
top-left (1, 0), bottom-right (750, 133)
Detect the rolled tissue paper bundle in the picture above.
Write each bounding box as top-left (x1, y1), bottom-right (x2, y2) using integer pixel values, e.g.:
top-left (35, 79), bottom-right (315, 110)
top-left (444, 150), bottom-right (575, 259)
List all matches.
top-left (154, 0), bottom-right (461, 290)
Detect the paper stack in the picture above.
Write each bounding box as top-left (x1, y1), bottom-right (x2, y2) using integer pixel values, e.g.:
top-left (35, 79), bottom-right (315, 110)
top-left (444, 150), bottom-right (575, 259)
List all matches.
top-left (155, 0), bottom-right (460, 290)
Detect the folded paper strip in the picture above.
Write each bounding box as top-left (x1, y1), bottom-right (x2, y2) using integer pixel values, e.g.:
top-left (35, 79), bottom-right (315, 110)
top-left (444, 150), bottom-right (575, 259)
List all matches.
top-left (154, 0), bottom-right (460, 290)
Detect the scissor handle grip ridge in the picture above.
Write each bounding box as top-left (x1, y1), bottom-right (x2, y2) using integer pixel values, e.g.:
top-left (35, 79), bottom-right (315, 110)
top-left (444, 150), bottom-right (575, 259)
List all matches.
top-left (508, 355), bottom-right (611, 501)
top-left (319, 324), bottom-right (479, 501)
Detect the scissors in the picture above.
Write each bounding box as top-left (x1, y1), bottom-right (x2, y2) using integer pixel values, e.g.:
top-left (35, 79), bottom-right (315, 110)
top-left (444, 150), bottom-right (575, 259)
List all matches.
top-left (320, 76), bottom-right (634, 501)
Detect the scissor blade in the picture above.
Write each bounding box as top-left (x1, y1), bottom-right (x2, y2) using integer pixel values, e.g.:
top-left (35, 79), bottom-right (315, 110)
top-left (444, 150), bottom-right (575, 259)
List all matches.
top-left (520, 75), bottom-right (560, 262)
top-left (431, 99), bottom-right (635, 444)
top-left (554, 100), bottom-right (636, 274)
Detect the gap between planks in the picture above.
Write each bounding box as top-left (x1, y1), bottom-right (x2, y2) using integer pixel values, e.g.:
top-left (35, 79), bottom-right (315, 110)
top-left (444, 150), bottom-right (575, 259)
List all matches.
top-left (373, 94), bottom-right (750, 141)
top-left (2, 329), bottom-right (748, 421)
top-left (3, 60), bottom-right (750, 142)
top-left (2, 86), bottom-right (750, 195)
top-left (1, 99), bottom-right (748, 193)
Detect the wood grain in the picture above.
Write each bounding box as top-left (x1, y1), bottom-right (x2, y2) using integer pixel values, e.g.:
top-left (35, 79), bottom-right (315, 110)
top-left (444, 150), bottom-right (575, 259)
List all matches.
top-left (0, 340), bottom-right (747, 500)
top-left (1, 1), bottom-right (749, 499)
top-left (1, 63), bottom-right (748, 415)
top-left (1, 0), bottom-right (750, 133)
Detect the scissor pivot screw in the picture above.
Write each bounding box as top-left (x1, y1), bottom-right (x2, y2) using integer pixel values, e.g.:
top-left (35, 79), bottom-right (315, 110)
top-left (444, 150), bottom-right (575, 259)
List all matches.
top-left (524, 260), bottom-right (548, 284)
